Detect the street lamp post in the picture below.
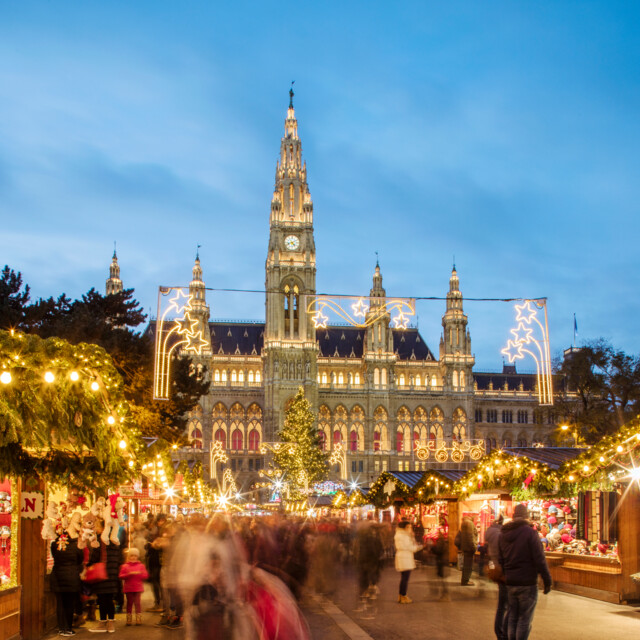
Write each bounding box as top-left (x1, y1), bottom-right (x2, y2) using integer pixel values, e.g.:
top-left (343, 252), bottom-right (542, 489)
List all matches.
top-left (560, 424), bottom-right (579, 447)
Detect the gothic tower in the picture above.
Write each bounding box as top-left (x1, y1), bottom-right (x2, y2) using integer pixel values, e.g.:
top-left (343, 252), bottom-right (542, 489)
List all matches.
top-left (364, 260), bottom-right (396, 386)
top-left (263, 88), bottom-right (318, 441)
top-left (188, 250), bottom-right (212, 355)
top-left (106, 248), bottom-right (123, 295)
top-left (439, 266), bottom-right (475, 437)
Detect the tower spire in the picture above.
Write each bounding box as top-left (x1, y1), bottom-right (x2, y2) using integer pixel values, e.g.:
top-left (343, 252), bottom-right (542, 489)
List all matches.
top-left (289, 81), bottom-right (295, 109)
top-left (106, 246), bottom-right (123, 295)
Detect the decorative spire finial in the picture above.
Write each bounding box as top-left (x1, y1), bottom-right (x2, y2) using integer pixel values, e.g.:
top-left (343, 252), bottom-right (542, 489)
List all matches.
top-left (113, 241), bottom-right (117, 259)
top-left (375, 250), bottom-right (379, 268)
top-left (289, 81), bottom-right (295, 109)
top-left (196, 244), bottom-right (201, 260)
top-left (453, 254), bottom-right (456, 271)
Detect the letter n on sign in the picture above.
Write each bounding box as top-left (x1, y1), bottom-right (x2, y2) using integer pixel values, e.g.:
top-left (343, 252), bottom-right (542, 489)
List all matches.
top-left (20, 492), bottom-right (44, 519)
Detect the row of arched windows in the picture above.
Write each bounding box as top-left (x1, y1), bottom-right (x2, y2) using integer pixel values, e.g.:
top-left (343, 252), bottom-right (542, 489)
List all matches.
top-left (213, 370), bottom-right (262, 384)
top-left (317, 404), bottom-right (468, 454)
top-left (186, 402), bottom-right (263, 451)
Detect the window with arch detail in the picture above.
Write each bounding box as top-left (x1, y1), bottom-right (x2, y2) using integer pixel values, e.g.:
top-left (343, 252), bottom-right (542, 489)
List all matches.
top-left (453, 407), bottom-right (467, 441)
top-left (283, 281), bottom-right (301, 337)
top-left (396, 406), bottom-right (411, 453)
top-left (430, 407), bottom-right (444, 441)
top-left (333, 405), bottom-right (347, 447)
top-left (350, 406), bottom-right (365, 452)
top-left (374, 406), bottom-right (388, 451)
top-left (413, 407), bottom-right (428, 442)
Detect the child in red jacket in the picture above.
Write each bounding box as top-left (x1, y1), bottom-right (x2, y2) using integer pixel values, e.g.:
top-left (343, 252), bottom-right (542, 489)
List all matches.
top-left (119, 548), bottom-right (148, 625)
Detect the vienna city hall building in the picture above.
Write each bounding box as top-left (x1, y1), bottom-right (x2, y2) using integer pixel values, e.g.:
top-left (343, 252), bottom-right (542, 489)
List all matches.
top-left (109, 96), bottom-right (561, 490)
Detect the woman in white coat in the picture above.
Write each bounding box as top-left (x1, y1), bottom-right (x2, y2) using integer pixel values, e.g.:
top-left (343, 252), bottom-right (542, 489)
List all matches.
top-left (394, 520), bottom-right (423, 603)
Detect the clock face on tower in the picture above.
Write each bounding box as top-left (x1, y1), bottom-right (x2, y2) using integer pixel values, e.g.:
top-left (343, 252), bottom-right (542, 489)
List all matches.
top-left (284, 235), bottom-right (300, 251)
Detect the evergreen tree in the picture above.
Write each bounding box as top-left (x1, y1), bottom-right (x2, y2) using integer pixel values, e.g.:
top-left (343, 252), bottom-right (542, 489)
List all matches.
top-left (0, 266), bottom-right (30, 329)
top-left (273, 387), bottom-right (328, 497)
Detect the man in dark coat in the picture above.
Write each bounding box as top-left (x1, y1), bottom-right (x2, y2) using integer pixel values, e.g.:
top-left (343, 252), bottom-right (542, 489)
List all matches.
top-left (459, 516), bottom-right (478, 586)
top-left (51, 535), bottom-right (84, 636)
top-left (498, 504), bottom-right (552, 640)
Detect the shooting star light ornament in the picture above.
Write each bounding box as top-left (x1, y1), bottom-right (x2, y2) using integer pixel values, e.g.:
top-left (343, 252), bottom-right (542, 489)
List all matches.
top-left (501, 299), bottom-right (553, 405)
top-left (308, 295), bottom-right (415, 329)
top-left (153, 286), bottom-right (210, 399)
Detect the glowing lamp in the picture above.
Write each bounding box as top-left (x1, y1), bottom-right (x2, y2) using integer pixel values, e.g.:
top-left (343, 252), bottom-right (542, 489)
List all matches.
top-left (630, 468), bottom-right (640, 481)
top-left (128, 460), bottom-right (134, 468)
top-left (0, 371), bottom-right (11, 384)
top-left (70, 371), bottom-right (79, 381)
top-left (118, 440), bottom-right (127, 449)
top-left (617, 445), bottom-right (624, 453)
top-left (107, 416), bottom-right (115, 425)
top-left (91, 381), bottom-right (99, 391)
top-left (599, 457), bottom-right (605, 463)
top-left (44, 371), bottom-right (55, 383)
top-left (561, 425), bottom-right (569, 431)
top-left (583, 465), bottom-right (589, 472)
top-left (568, 475), bottom-right (574, 481)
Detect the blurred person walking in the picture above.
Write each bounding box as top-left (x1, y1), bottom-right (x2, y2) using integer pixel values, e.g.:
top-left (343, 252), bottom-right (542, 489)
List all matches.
top-left (485, 514), bottom-right (507, 640)
top-left (499, 504), bottom-right (552, 640)
top-left (459, 516), bottom-right (478, 586)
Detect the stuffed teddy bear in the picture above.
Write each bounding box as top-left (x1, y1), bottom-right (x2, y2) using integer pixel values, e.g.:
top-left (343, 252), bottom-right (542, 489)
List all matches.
top-left (91, 496), bottom-right (106, 517)
top-left (101, 494), bottom-right (122, 546)
top-left (41, 500), bottom-right (59, 541)
top-left (82, 511), bottom-right (100, 548)
top-left (67, 511), bottom-right (84, 547)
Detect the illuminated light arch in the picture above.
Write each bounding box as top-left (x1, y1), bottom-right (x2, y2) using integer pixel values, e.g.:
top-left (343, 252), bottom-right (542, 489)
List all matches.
top-left (306, 294), bottom-right (415, 329)
top-left (153, 286), bottom-right (210, 399)
top-left (501, 299), bottom-right (553, 405)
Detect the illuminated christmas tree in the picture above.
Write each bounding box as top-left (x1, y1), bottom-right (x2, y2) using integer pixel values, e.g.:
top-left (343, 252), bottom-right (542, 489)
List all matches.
top-left (273, 386), bottom-right (328, 497)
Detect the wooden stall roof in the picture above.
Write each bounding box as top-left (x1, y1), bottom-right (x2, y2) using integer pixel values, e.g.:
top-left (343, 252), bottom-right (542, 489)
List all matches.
top-left (504, 447), bottom-right (585, 469)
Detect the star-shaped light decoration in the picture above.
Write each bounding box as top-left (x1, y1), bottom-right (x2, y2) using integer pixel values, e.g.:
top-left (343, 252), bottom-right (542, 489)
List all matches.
top-left (392, 311), bottom-right (409, 329)
top-left (351, 297), bottom-right (369, 318)
top-left (167, 289), bottom-right (192, 315)
top-left (312, 309), bottom-right (329, 328)
top-left (515, 301), bottom-right (537, 325)
top-left (501, 339), bottom-right (525, 363)
top-left (383, 479), bottom-right (396, 496)
top-left (510, 322), bottom-right (534, 345)
top-left (176, 312), bottom-right (199, 336)
top-left (184, 331), bottom-right (209, 354)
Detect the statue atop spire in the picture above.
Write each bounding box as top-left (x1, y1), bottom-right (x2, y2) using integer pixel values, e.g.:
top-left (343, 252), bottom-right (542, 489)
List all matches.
top-left (289, 80), bottom-right (295, 109)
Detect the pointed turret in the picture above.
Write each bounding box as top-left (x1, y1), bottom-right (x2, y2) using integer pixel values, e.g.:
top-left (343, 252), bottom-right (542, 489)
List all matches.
top-left (187, 250), bottom-right (211, 354)
top-left (365, 259), bottom-right (394, 362)
top-left (106, 248), bottom-right (123, 295)
top-left (439, 266), bottom-right (474, 392)
top-left (270, 87), bottom-right (313, 226)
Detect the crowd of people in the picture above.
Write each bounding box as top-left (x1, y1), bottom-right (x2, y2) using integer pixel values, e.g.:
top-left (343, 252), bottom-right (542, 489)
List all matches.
top-left (50, 508), bottom-right (551, 640)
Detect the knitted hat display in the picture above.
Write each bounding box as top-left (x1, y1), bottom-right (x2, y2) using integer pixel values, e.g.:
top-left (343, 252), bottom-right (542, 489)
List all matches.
top-left (548, 516), bottom-right (557, 525)
top-left (561, 533), bottom-right (572, 544)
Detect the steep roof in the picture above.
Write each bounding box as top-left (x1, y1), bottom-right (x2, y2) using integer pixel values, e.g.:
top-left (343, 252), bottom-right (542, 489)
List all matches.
top-left (504, 447), bottom-right (584, 470)
top-left (210, 322), bottom-right (264, 356)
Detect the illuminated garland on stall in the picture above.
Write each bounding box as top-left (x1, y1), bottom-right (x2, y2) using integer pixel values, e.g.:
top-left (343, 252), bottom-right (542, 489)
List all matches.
top-left (416, 472), bottom-right (455, 502)
top-left (454, 449), bottom-right (559, 500)
top-left (0, 330), bottom-right (143, 488)
top-left (558, 417), bottom-right (640, 492)
top-left (367, 471), bottom-right (420, 508)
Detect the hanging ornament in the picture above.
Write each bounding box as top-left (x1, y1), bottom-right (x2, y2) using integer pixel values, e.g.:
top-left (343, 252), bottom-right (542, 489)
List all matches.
top-left (74, 411), bottom-right (83, 427)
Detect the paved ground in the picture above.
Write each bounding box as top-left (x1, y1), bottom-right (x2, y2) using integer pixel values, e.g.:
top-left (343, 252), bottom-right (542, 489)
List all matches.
top-left (46, 564), bottom-right (640, 640)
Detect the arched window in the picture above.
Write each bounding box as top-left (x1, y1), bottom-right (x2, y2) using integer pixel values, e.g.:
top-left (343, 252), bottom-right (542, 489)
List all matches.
top-left (318, 431), bottom-right (326, 451)
top-left (453, 407), bottom-right (467, 441)
top-left (397, 407), bottom-right (411, 452)
top-left (460, 370), bottom-right (466, 388)
top-left (452, 370), bottom-right (459, 388)
top-left (231, 370), bottom-right (237, 383)
top-left (350, 430), bottom-right (358, 452)
top-left (374, 368), bottom-right (380, 386)
top-left (350, 406), bottom-right (365, 452)
top-left (338, 372), bottom-right (344, 385)
top-left (248, 370), bottom-right (254, 382)
top-left (248, 429), bottom-right (260, 451)
top-left (231, 429), bottom-right (243, 450)
top-left (430, 407), bottom-right (444, 441)
top-left (354, 372), bottom-right (360, 385)
top-left (214, 370), bottom-right (220, 382)
top-left (374, 406), bottom-right (388, 451)
top-left (334, 405), bottom-right (347, 446)
top-left (415, 374), bottom-right (421, 387)
top-left (256, 370), bottom-right (261, 383)
top-left (221, 370), bottom-right (227, 382)
top-left (238, 370), bottom-right (244, 383)
top-left (322, 372), bottom-right (327, 384)
top-left (373, 431), bottom-right (381, 452)
top-left (283, 281), bottom-right (301, 337)
top-left (214, 428), bottom-right (226, 449)
top-left (333, 430), bottom-right (343, 445)
top-left (399, 374), bottom-right (405, 386)
top-left (413, 407), bottom-right (428, 441)
top-left (396, 429), bottom-right (404, 453)
top-left (381, 369), bottom-right (387, 385)
top-left (431, 375), bottom-right (437, 387)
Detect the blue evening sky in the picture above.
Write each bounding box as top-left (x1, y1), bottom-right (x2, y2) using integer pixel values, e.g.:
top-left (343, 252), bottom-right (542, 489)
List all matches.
top-left (1, 1), bottom-right (638, 370)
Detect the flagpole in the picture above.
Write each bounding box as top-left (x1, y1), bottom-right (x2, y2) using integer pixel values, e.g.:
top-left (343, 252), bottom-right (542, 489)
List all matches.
top-left (573, 313), bottom-right (577, 348)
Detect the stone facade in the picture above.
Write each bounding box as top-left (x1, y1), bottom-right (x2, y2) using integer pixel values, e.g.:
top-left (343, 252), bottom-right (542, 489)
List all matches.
top-left (147, 96), bottom-right (561, 490)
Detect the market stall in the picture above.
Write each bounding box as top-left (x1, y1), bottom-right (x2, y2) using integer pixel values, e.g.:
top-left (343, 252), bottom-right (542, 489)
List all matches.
top-left (0, 477), bottom-right (20, 640)
top-left (453, 444), bottom-right (638, 602)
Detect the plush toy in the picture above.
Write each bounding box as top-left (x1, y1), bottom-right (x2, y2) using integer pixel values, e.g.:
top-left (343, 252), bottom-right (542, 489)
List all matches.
top-left (58, 501), bottom-right (69, 529)
top-left (67, 511), bottom-right (84, 546)
top-left (41, 500), bottom-right (59, 541)
top-left (91, 496), bottom-right (106, 517)
top-left (102, 494), bottom-right (122, 546)
top-left (82, 511), bottom-right (100, 548)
